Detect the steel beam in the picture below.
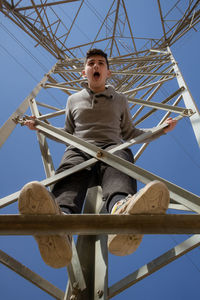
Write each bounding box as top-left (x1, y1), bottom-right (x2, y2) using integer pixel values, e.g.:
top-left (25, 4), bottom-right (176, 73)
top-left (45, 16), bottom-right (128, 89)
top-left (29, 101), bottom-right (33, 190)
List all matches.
top-left (127, 97), bottom-right (192, 116)
top-left (36, 109), bottom-right (66, 121)
top-left (169, 47), bottom-right (200, 147)
top-left (134, 96), bottom-right (182, 161)
top-left (124, 76), bottom-right (175, 95)
top-left (1, 115), bottom-right (200, 214)
top-left (157, 0), bottom-right (167, 41)
top-left (0, 249), bottom-right (65, 299)
top-left (34, 119), bottom-right (200, 213)
top-left (15, 0), bottom-right (81, 12)
top-left (1, 3), bottom-right (200, 300)
top-left (64, 187), bottom-right (108, 300)
top-left (108, 234), bottom-right (200, 298)
top-left (1, 214), bottom-right (200, 235)
top-left (29, 98), bottom-right (55, 180)
top-left (64, 239), bottom-right (86, 299)
top-left (0, 63), bottom-right (57, 148)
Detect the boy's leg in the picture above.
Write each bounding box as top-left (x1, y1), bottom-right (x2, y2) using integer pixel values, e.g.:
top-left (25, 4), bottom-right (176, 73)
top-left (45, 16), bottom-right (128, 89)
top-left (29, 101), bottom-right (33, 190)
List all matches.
top-left (100, 148), bottom-right (169, 256)
top-left (52, 147), bottom-right (95, 214)
top-left (18, 147), bottom-right (94, 268)
top-left (18, 181), bottom-right (72, 268)
top-left (100, 148), bottom-right (142, 255)
top-left (101, 147), bottom-right (137, 212)
top-left (107, 181), bottom-right (169, 256)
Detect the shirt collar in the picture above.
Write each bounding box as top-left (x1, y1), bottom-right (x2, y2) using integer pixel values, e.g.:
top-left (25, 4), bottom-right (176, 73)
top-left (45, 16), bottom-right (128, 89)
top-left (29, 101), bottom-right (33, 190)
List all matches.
top-left (81, 82), bottom-right (115, 99)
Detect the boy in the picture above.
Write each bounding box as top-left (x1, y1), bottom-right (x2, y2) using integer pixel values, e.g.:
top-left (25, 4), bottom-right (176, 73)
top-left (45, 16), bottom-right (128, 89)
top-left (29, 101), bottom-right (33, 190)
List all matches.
top-left (19, 49), bottom-right (177, 268)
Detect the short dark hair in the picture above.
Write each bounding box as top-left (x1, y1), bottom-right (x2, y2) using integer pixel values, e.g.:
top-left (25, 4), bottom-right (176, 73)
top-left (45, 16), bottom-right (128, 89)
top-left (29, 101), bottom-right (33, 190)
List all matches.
top-left (85, 48), bottom-right (109, 69)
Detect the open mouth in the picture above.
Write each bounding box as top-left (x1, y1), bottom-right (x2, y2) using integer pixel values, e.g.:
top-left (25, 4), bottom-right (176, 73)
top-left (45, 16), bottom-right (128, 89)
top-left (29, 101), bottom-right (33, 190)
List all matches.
top-left (93, 71), bottom-right (100, 79)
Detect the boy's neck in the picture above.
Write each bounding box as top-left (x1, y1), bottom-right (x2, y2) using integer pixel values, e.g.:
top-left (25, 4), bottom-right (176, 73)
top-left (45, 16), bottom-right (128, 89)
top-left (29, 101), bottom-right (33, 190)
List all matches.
top-left (88, 84), bottom-right (106, 94)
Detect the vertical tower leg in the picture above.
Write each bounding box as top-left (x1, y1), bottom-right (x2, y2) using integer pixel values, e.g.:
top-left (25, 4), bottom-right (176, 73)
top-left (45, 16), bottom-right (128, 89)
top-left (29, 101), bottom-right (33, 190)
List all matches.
top-left (94, 235), bottom-right (108, 300)
top-left (64, 186), bottom-right (108, 300)
top-left (169, 46), bottom-right (200, 147)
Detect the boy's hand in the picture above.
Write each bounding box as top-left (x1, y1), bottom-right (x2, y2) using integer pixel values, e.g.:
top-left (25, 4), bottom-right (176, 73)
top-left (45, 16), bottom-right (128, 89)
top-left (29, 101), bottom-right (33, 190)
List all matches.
top-left (163, 117), bottom-right (177, 133)
top-left (24, 116), bottom-right (38, 131)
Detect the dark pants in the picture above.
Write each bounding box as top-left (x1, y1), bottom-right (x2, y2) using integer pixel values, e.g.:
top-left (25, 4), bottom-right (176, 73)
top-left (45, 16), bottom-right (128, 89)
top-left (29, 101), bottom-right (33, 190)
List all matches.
top-left (52, 145), bottom-right (137, 214)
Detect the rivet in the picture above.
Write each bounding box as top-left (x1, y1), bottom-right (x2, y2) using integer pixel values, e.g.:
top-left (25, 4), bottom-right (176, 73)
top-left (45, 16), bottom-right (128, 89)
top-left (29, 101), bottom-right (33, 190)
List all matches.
top-left (96, 151), bottom-right (103, 158)
top-left (97, 289), bottom-right (103, 298)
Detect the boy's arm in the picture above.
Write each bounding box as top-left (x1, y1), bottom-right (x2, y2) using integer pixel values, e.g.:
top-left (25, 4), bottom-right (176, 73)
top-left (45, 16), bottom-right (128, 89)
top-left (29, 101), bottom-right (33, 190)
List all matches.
top-left (24, 117), bottom-right (68, 144)
top-left (63, 96), bottom-right (75, 134)
top-left (24, 97), bottom-right (75, 144)
top-left (121, 97), bottom-right (177, 143)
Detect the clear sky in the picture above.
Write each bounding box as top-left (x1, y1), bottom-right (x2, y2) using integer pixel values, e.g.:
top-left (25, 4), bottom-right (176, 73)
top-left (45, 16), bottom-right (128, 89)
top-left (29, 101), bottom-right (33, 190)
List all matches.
top-left (0, 1), bottom-right (200, 299)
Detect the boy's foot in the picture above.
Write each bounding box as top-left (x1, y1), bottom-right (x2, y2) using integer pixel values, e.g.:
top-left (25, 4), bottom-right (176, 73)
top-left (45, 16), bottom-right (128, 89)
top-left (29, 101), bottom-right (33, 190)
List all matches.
top-left (108, 180), bottom-right (170, 256)
top-left (18, 181), bottom-right (72, 268)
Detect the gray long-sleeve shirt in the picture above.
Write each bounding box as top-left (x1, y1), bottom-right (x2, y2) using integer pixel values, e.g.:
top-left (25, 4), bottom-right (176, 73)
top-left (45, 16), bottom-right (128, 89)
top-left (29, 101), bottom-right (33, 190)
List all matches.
top-left (63, 83), bottom-right (164, 146)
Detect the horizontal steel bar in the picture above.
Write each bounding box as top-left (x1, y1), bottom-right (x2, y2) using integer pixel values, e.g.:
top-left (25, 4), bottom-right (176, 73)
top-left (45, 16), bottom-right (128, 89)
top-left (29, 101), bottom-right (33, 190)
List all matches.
top-left (134, 94), bottom-right (183, 126)
top-left (42, 84), bottom-right (81, 92)
top-left (43, 78), bottom-right (86, 87)
top-left (124, 76), bottom-right (175, 95)
top-left (36, 101), bottom-right (61, 111)
top-left (0, 214), bottom-right (200, 235)
top-left (37, 109), bottom-right (66, 121)
top-left (111, 71), bottom-right (173, 77)
top-left (54, 68), bottom-right (83, 73)
top-left (127, 97), bottom-right (192, 116)
top-left (60, 53), bottom-right (169, 65)
top-left (109, 55), bottom-right (170, 63)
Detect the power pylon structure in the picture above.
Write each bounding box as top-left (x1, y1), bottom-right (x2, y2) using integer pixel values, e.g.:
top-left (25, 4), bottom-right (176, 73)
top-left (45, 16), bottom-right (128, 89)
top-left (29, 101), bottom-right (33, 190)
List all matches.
top-left (0, 1), bottom-right (200, 299)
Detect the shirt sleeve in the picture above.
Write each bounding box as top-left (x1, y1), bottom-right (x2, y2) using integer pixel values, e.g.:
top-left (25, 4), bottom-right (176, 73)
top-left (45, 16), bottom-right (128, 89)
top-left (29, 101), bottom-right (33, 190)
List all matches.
top-left (120, 96), bottom-right (165, 143)
top-left (37, 96), bottom-right (75, 145)
top-left (64, 96), bottom-right (75, 134)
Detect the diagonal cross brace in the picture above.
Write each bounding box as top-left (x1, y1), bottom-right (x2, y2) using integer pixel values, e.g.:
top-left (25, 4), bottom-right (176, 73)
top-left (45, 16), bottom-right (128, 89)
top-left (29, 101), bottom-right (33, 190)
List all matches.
top-left (1, 115), bottom-right (200, 214)
top-left (0, 63), bottom-right (57, 148)
top-left (34, 118), bottom-right (200, 213)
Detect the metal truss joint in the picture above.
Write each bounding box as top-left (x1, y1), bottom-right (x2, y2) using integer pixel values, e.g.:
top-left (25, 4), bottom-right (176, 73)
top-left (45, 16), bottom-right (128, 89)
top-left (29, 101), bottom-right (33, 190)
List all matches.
top-left (97, 289), bottom-right (104, 298)
top-left (12, 115), bottom-right (26, 126)
top-left (181, 86), bottom-right (185, 92)
top-left (182, 108), bottom-right (195, 117)
top-left (70, 281), bottom-right (80, 300)
top-left (96, 151), bottom-right (104, 158)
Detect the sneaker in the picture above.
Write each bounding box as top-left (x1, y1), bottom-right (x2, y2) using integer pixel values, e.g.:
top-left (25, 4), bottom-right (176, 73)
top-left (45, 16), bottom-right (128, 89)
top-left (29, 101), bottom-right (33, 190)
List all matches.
top-left (18, 181), bottom-right (72, 268)
top-left (108, 180), bottom-right (170, 256)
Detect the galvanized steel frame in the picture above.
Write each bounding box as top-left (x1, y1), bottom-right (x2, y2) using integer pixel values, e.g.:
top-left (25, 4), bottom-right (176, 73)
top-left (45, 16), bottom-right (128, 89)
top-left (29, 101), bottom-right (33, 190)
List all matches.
top-left (1, 1), bottom-right (200, 299)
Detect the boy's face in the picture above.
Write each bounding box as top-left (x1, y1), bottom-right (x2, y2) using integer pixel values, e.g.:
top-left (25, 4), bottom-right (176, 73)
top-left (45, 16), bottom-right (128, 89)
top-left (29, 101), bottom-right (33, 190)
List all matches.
top-left (82, 55), bottom-right (111, 93)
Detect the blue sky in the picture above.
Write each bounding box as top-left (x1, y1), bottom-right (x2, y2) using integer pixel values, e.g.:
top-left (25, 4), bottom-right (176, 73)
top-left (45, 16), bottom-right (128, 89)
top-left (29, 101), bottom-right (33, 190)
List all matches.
top-left (0, 1), bottom-right (200, 299)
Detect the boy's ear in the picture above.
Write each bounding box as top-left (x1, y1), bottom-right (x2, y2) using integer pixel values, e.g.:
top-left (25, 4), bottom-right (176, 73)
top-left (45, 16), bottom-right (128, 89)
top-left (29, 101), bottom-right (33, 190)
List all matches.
top-left (82, 69), bottom-right (87, 78)
top-left (107, 69), bottom-right (111, 78)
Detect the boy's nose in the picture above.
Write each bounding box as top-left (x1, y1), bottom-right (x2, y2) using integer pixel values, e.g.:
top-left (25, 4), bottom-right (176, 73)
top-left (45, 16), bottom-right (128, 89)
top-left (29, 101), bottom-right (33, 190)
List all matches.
top-left (94, 63), bottom-right (99, 69)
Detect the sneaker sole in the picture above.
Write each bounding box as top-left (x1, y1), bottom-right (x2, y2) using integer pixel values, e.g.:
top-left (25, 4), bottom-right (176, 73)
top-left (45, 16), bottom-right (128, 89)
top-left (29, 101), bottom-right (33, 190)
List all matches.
top-left (18, 181), bottom-right (72, 268)
top-left (127, 180), bottom-right (170, 215)
top-left (108, 233), bottom-right (143, 256)
top-left (108, 181), bottom-right (169, 256)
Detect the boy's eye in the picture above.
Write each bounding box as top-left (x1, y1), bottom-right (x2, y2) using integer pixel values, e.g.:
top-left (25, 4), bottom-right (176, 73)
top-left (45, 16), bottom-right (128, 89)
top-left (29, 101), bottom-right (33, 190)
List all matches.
top-left (87, 60), bottom-right (105, 66)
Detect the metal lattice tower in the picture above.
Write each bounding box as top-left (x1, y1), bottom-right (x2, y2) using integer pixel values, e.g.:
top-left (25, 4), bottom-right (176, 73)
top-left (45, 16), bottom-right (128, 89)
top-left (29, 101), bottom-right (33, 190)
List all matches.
top-left (0, 1), bottom-right (200, 299)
